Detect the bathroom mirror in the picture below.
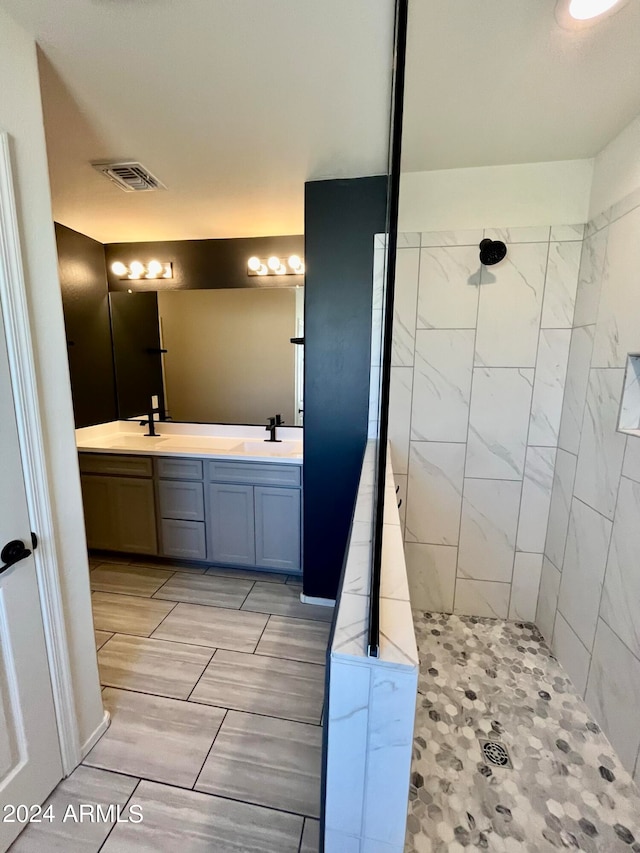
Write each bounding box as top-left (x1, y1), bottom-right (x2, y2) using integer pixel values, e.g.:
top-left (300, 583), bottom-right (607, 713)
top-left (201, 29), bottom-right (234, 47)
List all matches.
top-left (109, 286), bottom-right (304, 427)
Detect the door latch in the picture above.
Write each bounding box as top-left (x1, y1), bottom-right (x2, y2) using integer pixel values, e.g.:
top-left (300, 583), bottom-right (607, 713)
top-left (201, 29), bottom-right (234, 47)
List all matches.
top-left (0, 539), bottom-right (32, 575)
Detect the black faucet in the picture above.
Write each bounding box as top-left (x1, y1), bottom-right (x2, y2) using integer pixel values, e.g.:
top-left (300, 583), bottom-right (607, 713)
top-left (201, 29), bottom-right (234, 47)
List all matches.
top-left (140, 407), bottom-right (161, 437)
top-left (265, 414), bottom-right (283, 443)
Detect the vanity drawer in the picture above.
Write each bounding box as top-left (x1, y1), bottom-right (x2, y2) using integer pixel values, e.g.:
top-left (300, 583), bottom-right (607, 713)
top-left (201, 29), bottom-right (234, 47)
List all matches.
top-left (156, 457), bottom-right (203, 481)
top-left (207, 460), bottom-right (301, 488)
top-left (158, 480), bottom-right (205, 521)
top-left (161, 519), bottom-right (207, 561)
top-left (79, 453), bottom-right (152, 478)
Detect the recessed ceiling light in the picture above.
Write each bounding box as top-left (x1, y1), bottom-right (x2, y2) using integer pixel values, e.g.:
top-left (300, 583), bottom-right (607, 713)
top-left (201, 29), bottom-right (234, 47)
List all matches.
top-left (570, 0), bottom-right (621, 19)
top-left (556, 0), bottom-right (629, 27)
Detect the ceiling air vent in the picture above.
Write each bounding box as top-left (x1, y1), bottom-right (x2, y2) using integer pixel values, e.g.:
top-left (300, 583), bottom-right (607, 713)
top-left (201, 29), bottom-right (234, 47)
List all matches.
top-left (92, 161), bottom-right (166, 192)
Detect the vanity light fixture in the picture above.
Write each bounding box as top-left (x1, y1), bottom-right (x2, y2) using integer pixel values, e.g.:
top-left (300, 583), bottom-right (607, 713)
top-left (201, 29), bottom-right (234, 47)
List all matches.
top-left (247, 255), bottom-right (305, 277)
top-left (556, 0), bottom-right (628, 26)
top-left (288, 255), bottom-right (305, 275)
top-left (111, 260), bottom-right (173, 280)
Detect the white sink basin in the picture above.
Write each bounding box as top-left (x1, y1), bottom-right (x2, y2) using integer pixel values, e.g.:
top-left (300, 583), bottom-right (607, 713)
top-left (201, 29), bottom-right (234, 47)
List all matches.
top-left (240, 440), bottom-right (302, 456)
top-left (161, 436), bottom-right (244, 452)
top-left (100, 435), bottom-right (170, 450)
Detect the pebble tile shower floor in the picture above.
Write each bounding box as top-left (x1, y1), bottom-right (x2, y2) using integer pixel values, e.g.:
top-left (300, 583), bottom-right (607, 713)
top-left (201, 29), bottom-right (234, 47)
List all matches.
top-left (406, 613), bottom-right (640, 853)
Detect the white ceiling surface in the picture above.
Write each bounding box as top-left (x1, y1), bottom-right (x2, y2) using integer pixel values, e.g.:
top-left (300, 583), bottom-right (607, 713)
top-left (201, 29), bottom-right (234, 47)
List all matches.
top-left (403, 0), bottom-right (640, 172)
top-left (0, 0), bottom-right (395, 242)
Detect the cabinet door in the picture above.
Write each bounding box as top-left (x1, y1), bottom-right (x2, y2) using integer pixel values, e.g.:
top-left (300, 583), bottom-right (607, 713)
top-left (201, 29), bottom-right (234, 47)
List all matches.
top-left (80, 475), bottom-right (115, 551)
top-left (254, 486), bottom-right (301, 571)
top-left (111, 477), bottom-right (158, 555)
top-left (158, 480), bottom-right (204, 521)
top-left (161, 519), bottom-right (207, 561)
top-left (208, 483), bottom-right (255, 566)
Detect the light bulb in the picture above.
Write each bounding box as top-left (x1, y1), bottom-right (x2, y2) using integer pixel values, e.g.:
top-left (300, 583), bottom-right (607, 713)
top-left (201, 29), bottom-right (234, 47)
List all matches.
top-left (288, 255), bottom-right (301, 271)
top-left (248, 256), bottom-right (262, 272)
top-left (147, 260), bottom-right (163, 278)
top-left (129, 261), bottom-right (144, 277)
top-left (257, 264), bottom-right (268, 276)
top-left (111, 261), bottom-right (127, 276)
top-left (569, 0), bottom-right (621, 17)
top-left (275, 263), bottom-right (287, 275)
top-left (267, 256), bottom-right (280, 272)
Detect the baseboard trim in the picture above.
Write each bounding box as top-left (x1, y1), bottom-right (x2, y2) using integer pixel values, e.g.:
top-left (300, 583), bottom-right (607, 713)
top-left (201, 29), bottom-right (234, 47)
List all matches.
top-left (80, 709), bottom-right (111, 761)
top-left (300, 593), bottom-right (335, 607)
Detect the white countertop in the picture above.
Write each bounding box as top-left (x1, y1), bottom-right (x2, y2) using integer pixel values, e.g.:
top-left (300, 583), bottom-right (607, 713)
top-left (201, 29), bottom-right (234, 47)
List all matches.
top-left (76, 421), bottom-right (303, 464)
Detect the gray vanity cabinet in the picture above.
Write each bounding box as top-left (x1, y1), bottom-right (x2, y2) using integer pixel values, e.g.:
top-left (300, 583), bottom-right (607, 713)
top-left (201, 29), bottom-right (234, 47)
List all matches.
top-left (208, 483), bottom-right (256, 566)
top-left (80, 450), bottom-right (301, 571)
top-left (161, 519), bottom-right (207, 561)
top-left (158, 480), bottom-right (204, 522)
top-left (80, 475), bottom-right (114, 551)
top-left (113, 478), bottom-right (158, 554)
top-left (156, 459), bottom-right (207, 561)
top-left (207, 461), bottom-right (302, 572)
top-left (80, 460), bottom-right (157, 555)
top-left (254, 486), bottom-right (301, 571)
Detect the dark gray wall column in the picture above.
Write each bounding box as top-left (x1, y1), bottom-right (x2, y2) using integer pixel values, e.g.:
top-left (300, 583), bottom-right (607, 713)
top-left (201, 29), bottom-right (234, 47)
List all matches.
top-left (303, 176), bottom-right (388, 601)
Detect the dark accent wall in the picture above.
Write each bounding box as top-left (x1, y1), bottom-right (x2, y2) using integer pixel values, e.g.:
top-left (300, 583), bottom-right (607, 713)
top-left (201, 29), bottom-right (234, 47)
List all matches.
top-left (104, 235), bottom-right (304, 292)
top-left (55, 223), bottom-right (118, 428)
top-left (109, 292), bottom-right (165, 420)
top-left (303, 176), bottom-right (388, 601)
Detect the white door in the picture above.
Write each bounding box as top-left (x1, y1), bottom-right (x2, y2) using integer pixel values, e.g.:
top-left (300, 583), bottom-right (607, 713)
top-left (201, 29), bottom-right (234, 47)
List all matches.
top-left (0, 293), bottom-right (62, 850)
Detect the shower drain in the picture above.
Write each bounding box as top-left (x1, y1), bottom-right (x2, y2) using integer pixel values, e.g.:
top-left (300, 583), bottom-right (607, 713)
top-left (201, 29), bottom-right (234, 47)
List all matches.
top-left (479, 738), bottom-right (512, 768)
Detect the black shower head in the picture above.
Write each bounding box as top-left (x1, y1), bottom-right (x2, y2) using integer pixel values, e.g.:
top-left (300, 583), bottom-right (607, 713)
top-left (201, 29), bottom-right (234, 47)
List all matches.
top-left (479, 238), bottom-right (507, 266)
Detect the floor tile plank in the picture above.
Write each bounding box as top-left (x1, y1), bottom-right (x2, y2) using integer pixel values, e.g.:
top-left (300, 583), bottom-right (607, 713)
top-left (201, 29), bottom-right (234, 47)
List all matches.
top-left (205, 566), bottom-right (287, 583)
top-left (190, 649), bottom-right (325, 724)
top-left (153, 573), bottom-right (253, 609)
top-left (195, 710), bottom-right (321, 818)
top-left (90, 564), bottom-right (174, 597)
top-left (101, 780), bottom-right (303, 853)
top-left (97, 634), bottom-right (214, 698)
top-left (95, 630), bottom-right (113, 651)
top-left (256, 616), bottom-right (330, 665)
top-left (92, 592), bottom-right (176, 637)
top-left (152, 603), bottom-right (268, 652)
top-left (300, 818), bottom-right (320, 853)
top-left (241, 582), bottom-right (334, 622)
top-left (84, 688), bottom-right (225, 788)
top-left (9, 766), bottom-right (138, 853)
top-left (130, 559), bottom-right (206, 574)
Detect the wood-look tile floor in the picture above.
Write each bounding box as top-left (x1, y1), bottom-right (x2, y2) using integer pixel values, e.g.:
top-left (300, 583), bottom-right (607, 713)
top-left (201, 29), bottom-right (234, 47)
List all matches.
top-left (11, 558), bottom-right (330, 852)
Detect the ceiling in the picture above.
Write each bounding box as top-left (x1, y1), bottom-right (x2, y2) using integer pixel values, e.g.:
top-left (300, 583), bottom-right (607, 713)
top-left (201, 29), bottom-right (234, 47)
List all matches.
top-left (403, 0), bottom-right (640, 172)
top-left (0, 0), bottom-right (395, 242)
top-left (3, 1), bottom-right (640, 242)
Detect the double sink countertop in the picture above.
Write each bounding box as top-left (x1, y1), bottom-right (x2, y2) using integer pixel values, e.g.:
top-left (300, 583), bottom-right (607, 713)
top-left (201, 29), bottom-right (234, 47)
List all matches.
top-left (76, 420), bottom-right (303, 465)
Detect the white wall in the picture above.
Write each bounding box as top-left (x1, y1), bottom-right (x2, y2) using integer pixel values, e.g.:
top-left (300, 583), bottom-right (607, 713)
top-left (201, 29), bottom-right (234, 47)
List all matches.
top-left (158, 288), bottom-right (296, 425)
top-left (0, 8), bottom-right (103, 749)
top-left (589, 113), bottom-right (640, 218)
top-left (399, 159), bottom-right (593, 233)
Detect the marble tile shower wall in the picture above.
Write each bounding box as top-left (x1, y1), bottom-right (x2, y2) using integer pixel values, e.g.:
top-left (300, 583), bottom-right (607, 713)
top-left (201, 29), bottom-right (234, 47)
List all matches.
top-left (388, 225), bottom-right (583, 622)
top-left (535, 187), bottom-right (640, 785)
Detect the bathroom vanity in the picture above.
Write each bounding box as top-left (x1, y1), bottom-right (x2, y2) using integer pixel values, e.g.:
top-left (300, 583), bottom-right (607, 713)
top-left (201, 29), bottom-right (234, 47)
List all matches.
top-left (77, 421), bottom-right (303, 574)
